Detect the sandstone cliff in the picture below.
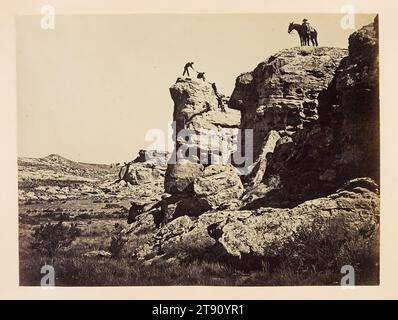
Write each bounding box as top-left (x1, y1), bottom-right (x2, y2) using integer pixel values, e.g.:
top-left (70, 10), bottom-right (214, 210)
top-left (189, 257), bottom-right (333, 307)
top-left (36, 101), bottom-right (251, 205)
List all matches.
top-left (229, 46), bottom-right (347, 186)
top-left (164, 77), bottom-right (243, 211)
top-left (257, 17), bottom-right (380, 207)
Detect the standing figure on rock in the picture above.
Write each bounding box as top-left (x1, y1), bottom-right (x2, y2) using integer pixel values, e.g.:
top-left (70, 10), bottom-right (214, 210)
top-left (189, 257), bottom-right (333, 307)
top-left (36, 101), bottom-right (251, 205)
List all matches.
top-left (212, 82), bottom-right (226, 112)
top-left (302, 19), bottom-right (311, 45)
top-left (197, 71), bottom-right (206, 81)
top-left (183, 62), bottom-right (195, 77)
top-left (217, 96), bottom-right (226, 112)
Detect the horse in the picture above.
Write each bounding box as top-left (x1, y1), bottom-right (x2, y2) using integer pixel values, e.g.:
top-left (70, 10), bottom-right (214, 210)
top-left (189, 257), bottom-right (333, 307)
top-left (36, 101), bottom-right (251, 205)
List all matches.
top-left (288, 22), bottom-right (318, 47)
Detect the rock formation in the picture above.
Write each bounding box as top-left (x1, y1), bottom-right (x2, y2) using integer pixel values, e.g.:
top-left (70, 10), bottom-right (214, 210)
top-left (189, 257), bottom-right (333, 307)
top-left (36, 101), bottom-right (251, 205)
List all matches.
top-left (229, 46), bottom-right (347, 187)
top-left (123, 18), bottom-right (379, 280)
top-left (118, 162), bottom-right (164, 186)
top-left (164, 78), bottom-right (243, 212)
top-left (113, 149), bottom-right (171, 187)
top-left (257, 17), bottom-right (380, 207)
top-left (132, 178), bottom-right (379, 266)
top-left (193, 164), bottom-right (244, 209)
top-left (132, 149), bottom-right (170, 166)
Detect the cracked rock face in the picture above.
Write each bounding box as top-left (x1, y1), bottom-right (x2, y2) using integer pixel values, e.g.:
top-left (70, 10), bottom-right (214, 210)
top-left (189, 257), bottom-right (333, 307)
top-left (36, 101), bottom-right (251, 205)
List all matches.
top-left (229, 46), bottom-right (348, 165)
top-left (165, 78), bottom-right (242, 209)
top-left (121, 163), bottom-right (164, 186)
top-left (193, 164), bottom-right (244, 209)
top-left (170, 78), bottom-right (240, 133)
top-left (212, 179), bottom-right (379, 259)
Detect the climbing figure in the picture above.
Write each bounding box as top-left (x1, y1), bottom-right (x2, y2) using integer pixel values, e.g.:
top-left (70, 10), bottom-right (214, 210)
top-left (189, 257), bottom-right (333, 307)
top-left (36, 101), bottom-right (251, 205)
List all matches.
top-left (149, 194), bottom-right (175, 228)
top-left (183, 62), bottom-right (194, 77)
top-left (197, 71), bottom-right (206, 82)
top-left (127, 201), bottom-right (146, 224)
top-left (217, 96), bottom-right (226, 112)
top-left (211, 82), bottom-right (226, 112)
top-left (288, 20), bottom-right (318, 47)
top-left (212, 82), bottom-right (219, 96)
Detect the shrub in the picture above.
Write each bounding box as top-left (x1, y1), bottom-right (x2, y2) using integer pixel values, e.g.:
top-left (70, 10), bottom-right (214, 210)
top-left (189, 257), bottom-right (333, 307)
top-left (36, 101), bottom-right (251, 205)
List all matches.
top-left (30, 221), bottom-right (81, 256)
top-left (279, 215), bottom-right (379, 283)
top-left (109, 223), bottom-right (128, 258)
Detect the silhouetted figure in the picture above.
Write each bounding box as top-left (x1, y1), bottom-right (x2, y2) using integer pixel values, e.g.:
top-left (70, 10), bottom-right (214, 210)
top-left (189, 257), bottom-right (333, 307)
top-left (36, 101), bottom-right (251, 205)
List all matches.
top-left (217, 96), bottom-right (226, 112)
top-left (127, 202), bottom-right (145, 224)
top-left (197, 72), bottom-right (206, 81)
top-left (114, 161), bottom-right (132, 184)
top-left (149, 194), bottom-right (175, 228)
top-left (288, 21), bottom-right (318, 46)
top-left (207, 223), bottom-right (223, 242)
top-left (212, 82), bottom-right (219, 96)
top-left (183, 62), bottom-right (194, 76)
top-left (301, 19), bottom-right (311, 45)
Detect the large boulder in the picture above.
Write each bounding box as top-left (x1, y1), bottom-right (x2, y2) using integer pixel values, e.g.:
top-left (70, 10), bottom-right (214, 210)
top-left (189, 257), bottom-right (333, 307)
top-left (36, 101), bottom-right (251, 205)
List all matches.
top-left (117, 161), bottom-right (165, 186)
top-left (193, 164), bottom-right (244, 209)
top-left (163, 164), bottom-right (245, 218)
top-left (133, 210), bottom-right (253, 261)
top-left (164, 162), bottom-right (204, 194)
top-left (210, 178), bottom-right (379, 259)
top-left (133, 149), bottom-right (170, 166)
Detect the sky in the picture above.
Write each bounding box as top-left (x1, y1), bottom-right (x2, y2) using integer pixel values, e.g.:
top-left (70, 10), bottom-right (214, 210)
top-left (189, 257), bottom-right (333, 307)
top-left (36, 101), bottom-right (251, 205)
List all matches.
top-left (17, 13), bottom-right (375, 164)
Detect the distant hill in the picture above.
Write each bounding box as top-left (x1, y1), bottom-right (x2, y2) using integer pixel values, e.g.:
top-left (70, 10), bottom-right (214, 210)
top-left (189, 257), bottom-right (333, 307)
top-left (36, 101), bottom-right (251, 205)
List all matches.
top-left (18, 154), bottom-right (115, 181)
top-left (17, 152), bottom-right (166, 202)
top-left (17, 154), bottom-right (119, 201)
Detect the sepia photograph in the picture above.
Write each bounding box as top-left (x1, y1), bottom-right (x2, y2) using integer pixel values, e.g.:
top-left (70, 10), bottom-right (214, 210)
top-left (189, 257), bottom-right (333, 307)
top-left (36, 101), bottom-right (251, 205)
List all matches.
top-left (16, 12), bottom-right (379, 287)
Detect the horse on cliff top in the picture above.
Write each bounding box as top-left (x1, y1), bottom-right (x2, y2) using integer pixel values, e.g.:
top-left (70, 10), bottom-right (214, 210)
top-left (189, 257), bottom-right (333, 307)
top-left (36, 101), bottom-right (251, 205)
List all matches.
top-left (288, 22), bottom-right (318, 47)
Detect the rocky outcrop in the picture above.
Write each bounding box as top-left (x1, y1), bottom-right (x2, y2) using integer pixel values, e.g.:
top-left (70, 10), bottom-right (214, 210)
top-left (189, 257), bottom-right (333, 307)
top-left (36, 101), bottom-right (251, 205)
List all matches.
top-left (133, 149), bottom-right (170, 166)
top-left (132, 178), bottom-right (379, 265)
top-left (112, 149), bottom-right (169, 187)
top-left (210, 178), bottom-right (379, 259)
top-left (99, 150), bottom-right (167, 203)
top-left (164, 162), bottom-right (204, 194)
top-left (119, 162), bottom-right (164, 186)
top-left (163, 78), bottom-right (243, 212)
top-left (229, 47), bottom-right (348, 169)
top-left (169, 78), bottom-right (240, 134)
top-left (259, 17), bottom-right (379, 207)
top-left (123, 19), bottom-right (379, 280)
